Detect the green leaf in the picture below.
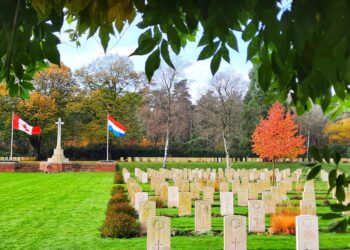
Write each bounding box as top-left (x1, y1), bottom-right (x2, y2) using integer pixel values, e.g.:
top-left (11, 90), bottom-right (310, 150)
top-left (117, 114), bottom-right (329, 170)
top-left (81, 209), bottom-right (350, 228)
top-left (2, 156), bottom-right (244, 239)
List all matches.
top-left (99, 26), bottom-right (110, 52)
top-left (328, 169), bottom-right (337, 191)
top-left (321, 213), bottom-right (342, 220)
top-left (19, 87), bottom-right (30, 99)
top-left (258, 61), bottom-right (271, 92)
top-left (198, 41), bottom-right (219, 61)
top-left (161, 40), bottom-right (174, 69)
top-left (334, 151), bottom-right (341, 166)
top-left (21, 81), bottom-right (35, 91)
top-left (145, 49), bottom-right (160, 82)
top-left (328, 218), bottom-right (348, 232)
top-left (220, 44), bottom-right (230, 63)
top-left (330, 203), bottom-right (348, 212)
top-left (310, 146), bottom-right (322, 162)
top-left (335, 185), bottom-right (345, 202)
top-left (138, 29), bottom-right (152, 45)
top-left (42, 43), bottom-right (60, 65)
top-left (130, 38), bottom-right (157, 56)
top-left (210, 52), bottom-right (221, 75)
top-left (13, 61), bottom-right (24, 79)
top-left (322, 145), bottom-right (330, 163)
top-left (167, 26), bottom-right (181, 55)
top-left (307, 164), bottom-right (321, 180)
top-left (247, 36), bottom-right (259, 61)
top-left (9, 83), bottom-right (19, 97)
top-left (226, 32), bottom-right (238, 51)
top-left (242, 21), bottom-right (257, 42)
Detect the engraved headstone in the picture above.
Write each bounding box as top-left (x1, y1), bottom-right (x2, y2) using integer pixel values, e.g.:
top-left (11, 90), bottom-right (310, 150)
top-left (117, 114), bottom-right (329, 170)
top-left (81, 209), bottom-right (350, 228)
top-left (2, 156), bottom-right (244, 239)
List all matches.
top-left (147, 216), bottom-right (171, 250)
top-left (139, 201), bottom-right (156, 233)
top-left (135, 192), bottom-right (148, 213)
top-left (248, 200), bottom-right (265, 233)
top-left (300, 200), bottom-right (316, 215)
top-left (168, 186), bottom-right (179, 208)
top-left (195, 200), bottom-right (211, 233)
top-left (203, 186), bottom-right (214, 204)
top-left (178, 192), bottom-right (192, 216)
top-left (224, 215), bottom-right (247, 250)
top-left (220, 192), bottom-right (234, 216)
top-left (262, 191), bottom-right (276, 214)
top-left (296, 215), bottom-right (319, 250)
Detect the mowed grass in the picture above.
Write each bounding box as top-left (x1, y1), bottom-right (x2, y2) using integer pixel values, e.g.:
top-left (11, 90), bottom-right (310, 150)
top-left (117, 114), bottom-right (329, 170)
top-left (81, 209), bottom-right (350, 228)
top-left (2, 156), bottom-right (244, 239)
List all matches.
top-left (0, 162), bottom-right (349, 250)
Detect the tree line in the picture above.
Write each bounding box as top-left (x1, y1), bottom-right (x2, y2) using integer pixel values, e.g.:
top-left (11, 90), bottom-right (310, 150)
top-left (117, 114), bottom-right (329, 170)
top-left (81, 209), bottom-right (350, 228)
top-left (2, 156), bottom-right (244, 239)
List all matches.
top-left (0, 55), bottom-right (347, 160)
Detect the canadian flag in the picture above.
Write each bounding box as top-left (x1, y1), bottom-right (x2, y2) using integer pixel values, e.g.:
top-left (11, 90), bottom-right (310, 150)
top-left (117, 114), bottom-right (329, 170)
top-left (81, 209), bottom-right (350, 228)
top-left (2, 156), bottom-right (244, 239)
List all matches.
top-left (13, 113), bottom-right (41, 135)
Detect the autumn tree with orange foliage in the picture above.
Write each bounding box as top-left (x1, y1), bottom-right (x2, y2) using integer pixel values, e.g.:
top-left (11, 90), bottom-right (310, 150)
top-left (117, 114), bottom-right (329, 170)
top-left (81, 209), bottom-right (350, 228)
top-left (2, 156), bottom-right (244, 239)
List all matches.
top-left (252, 102), bottom-right (306, 184)
top-left (324, 118), bottom-right (350, 146)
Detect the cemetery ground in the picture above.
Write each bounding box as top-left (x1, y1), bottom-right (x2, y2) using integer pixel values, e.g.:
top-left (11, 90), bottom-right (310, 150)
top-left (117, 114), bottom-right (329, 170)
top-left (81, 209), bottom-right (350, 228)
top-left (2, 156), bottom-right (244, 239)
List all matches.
top-left (0, 162), bottom-right (349, 250)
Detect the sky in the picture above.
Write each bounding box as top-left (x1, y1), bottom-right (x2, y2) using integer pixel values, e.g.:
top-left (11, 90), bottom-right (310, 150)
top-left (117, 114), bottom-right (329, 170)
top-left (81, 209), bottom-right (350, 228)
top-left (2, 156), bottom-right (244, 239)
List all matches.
top-left (57, 17), bottom-right (252, 102)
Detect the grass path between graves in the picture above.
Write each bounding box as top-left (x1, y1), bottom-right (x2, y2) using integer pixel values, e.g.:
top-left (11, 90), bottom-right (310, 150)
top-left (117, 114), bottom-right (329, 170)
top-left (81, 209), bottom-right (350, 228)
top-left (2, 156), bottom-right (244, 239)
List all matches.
top-left (0, 163), bottom-right (349, 250)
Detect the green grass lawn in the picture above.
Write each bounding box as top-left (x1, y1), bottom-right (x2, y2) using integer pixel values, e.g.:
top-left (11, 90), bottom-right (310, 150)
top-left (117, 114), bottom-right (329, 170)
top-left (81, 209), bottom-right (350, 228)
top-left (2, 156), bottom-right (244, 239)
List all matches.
top-left (0, 163), bottom-right (349, 249)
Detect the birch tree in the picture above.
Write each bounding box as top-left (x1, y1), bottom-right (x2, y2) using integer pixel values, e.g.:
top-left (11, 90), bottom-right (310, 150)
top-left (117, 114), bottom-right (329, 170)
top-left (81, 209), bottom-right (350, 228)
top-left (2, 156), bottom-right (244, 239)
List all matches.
top-left (211, 71), bottom-right (245, 169)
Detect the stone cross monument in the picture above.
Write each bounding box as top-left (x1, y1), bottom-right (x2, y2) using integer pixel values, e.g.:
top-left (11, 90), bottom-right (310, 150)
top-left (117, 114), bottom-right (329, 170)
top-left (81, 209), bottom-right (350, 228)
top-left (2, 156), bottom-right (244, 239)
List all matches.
top-left (48, 118), bottom-right (69, 163)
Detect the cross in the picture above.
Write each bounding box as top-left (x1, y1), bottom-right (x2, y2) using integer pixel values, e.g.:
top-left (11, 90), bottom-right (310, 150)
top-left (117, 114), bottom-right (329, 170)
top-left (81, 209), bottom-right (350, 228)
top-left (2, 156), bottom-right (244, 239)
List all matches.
top-left (55, 118), bottom-right (64, 149)
top-left (231, 237), bottom-right (239, 250)
top-left (155, 239), bottom-right (163, 250)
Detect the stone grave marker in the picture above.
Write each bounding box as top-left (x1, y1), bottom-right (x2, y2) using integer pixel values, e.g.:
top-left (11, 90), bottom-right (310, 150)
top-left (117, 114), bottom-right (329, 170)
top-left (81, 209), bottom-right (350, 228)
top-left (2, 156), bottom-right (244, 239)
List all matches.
top-left (147, 216), bottom-right (171, 250)
top-left (300, 200), bottom-right (316, 215)
top-left (160, 182), bottom-right (169, 202)
top-left (296, 215), bottom-right (319, 250)
top-left (303, 191), bottom-right (316, 201)
top-left (220, 192), bottom-right (234, 216)
top-left (220, 182), bottom-right (229, 192)
top-left (224, 215), bottom-right (247, 250)
top-left (195, 200), bottom-right (211, 233)
top-left (262, 191), bottom-right (276, 214)
top-left (190, 182), bottom-right (200, 199)
top-left (248, 200), bottom-right (265, 233)
top-left (139, 201), bottom-right (156, 234)
top-left (178, 192), bottom-right (192, 216)
top-left (135, 192), bottom-right (148, 213)
top-left (203, 186), bottom-right (214, 204)
top-left (168, 186), bottom-right (179, 208)
top-left (237, 187), bottom-right (248, 206)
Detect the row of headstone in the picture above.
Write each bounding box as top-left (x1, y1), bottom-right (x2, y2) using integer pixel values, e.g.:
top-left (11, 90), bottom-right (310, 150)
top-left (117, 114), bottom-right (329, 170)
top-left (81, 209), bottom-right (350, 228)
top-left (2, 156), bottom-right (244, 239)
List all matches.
top-left (146, 214), bottom-right (319, 250)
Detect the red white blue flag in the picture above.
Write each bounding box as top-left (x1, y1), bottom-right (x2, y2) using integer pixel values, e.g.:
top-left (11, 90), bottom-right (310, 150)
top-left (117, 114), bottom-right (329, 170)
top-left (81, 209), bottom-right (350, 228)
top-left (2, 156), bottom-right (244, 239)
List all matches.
top-left (108, 115), bottom-right (126, 137)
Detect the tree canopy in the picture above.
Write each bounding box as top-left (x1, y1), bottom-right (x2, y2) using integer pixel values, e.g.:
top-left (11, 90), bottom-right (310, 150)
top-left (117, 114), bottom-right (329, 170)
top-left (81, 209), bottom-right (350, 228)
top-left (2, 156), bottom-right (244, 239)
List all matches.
top-left (1, 0), bottom-right (350, 114)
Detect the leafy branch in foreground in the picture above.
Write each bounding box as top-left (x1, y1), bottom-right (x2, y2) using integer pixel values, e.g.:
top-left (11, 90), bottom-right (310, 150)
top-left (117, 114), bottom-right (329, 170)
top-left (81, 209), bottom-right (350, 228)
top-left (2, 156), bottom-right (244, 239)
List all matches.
top-left (306, 145), bottom-right (350, 232)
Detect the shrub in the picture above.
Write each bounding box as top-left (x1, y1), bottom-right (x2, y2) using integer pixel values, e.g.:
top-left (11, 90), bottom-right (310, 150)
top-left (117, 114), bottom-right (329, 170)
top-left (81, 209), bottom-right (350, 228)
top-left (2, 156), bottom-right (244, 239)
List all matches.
top-left (150, 196), bottom-right (164, 208)
top-left (114, 173), bottom-right (124, 184)
top-left (107, 202), bottom-right (137, 218)
top-left (108, 193), bottom-right (128, 206)
top-left (101, 213), bottom-right (140, 238)
top-left (270, 206), bottom-right (299, 235)
top-left (111, 185), bottom-right (125, 196)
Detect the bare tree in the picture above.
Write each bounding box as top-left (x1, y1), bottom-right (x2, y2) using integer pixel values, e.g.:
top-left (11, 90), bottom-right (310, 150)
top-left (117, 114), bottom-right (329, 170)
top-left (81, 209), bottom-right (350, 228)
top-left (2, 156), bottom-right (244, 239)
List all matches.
top-left (211, 71), bottom-right (246, 168)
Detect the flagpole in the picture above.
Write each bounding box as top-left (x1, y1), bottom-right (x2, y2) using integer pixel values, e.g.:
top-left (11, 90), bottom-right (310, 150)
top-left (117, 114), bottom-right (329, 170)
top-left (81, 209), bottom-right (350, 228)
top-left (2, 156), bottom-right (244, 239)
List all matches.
top-left (106, 113), bottom-right (109, 161)
top-left (10, 111), bottom-right (14, 160)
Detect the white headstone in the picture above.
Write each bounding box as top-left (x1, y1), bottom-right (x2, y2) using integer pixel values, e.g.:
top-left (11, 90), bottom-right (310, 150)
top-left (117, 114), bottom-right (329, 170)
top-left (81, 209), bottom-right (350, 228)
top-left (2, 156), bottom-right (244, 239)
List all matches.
top-left (248, 200), bottom-right (265, 233)
top-left (220, 192), bottom-right (234, 216)
top-left (195, 200), bottom-right (211, 233)
top-left (224, 215), bottom-right (247, 250)
top-left (147, 216), bottom-right (171, 250)
top-left (168, 186), bottom-right (179, 208)
top-left (135, 192), bottom-right (148, 213)
top-left (296, 215), bottom-right (319, 250)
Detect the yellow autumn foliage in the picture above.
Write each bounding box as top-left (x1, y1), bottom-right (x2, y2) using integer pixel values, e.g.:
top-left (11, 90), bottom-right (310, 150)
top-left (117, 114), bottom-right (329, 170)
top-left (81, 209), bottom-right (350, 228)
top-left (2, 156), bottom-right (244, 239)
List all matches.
top-left (324, 118), bottom-right (350, 146)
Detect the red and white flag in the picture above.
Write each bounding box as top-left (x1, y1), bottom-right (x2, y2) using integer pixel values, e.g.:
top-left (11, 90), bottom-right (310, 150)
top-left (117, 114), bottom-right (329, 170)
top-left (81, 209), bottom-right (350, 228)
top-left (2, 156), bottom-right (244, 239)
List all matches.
top-left (13, 113), bottom-right (41, 135)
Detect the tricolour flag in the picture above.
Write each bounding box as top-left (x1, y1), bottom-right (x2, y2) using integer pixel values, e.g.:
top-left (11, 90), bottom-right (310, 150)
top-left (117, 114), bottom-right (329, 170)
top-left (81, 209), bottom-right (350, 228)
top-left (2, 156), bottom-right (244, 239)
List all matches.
top-left (13, 113), bottom-right (41, 135)
top-left (108, 115), bottom-right (126, 137)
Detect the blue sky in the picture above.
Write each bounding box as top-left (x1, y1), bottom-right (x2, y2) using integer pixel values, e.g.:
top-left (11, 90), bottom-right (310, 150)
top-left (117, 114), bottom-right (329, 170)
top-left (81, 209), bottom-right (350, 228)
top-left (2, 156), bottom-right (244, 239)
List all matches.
top-left (58, 18), bottom-right (252, 101)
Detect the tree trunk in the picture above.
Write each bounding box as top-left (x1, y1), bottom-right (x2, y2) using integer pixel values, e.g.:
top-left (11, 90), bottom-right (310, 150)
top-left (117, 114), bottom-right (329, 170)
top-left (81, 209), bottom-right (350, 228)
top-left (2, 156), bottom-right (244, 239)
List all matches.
top-left (162, 116), bottom-right (170, 169)
top-left (272, 158), bottom-right (276, 186)
top-left (223, 132), bottom-right (230, 169)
